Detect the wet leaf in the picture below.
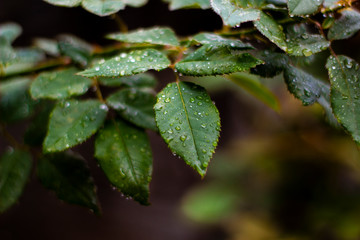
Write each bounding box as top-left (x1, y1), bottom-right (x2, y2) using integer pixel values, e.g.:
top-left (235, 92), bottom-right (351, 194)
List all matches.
top-left (211, 0), bottom-right (261, 27)
top-left (175, 44), bottom-right (262, 76)
top-left (81, 0), bottom-right (126, 16)
top-left (43, 0), bottom-right (82, 7)
top-left (154, 81), bottom-right (220, 177)
top-left (95, 119), bottom-right (153, 205)
top-left (58, 34), bottom-right (93, 67)
top-left (228, 72), bottom-right (280, 112)
top-left (328, 9), bottom-right (360, 40)
top-left (288, 0), bottom-right (323, 16)
top-left (98, 73), bottom-right (157, 87)
top-left (326, 55), bottom-right (360, 143)
top-left (0, 37), bottom-right (16, 65)
top-left (121, 0), bottom-right (148, 7)
top-left (30, 68), bottom-right (92, 100)
top-left (165, 0), bottom-right (211, 10)
top-left (107, 27), bottom-right (179, 46)
top-left (78, 49), bottom-right (170, 77)
top-left (0, 150), bottom-right (32, 213)
top-left (43, 99), bottom-right (108, 152)
top-left (37, 152), bottom-right (100, 214)
top-left (253, 11), bottom-right (287, 51)
top-left (107, 88), bottom-right (157, 131)
top-left (0, 22), bottom-right (22, 43)
top-left (250, 51), bottom-right (288, 78)
top-left (192, 33), bottom-right (254, 49)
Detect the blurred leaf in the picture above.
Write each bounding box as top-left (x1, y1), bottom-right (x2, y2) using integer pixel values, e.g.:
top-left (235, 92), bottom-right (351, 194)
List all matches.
top-left (98, 73), bottom-right (157, 87)
top-left (253, 11), bottom-right (287, 51)
top-left (121, 0), bottom-right (148, 7)
top-left (34, 38), bottom-right (60, 56)
top-left (95, 119), bottom-right (153, 205)
top-left (0, 77), bottom-right (37, 123)
top-left (81, 0), bottom-right (126, 16)
top-left (107, 88), bottom-right (157, 131)
top-left (107, 27), bottom-right (179, 46)
top-left (192, 33), bottom-right (254, 49)
top-left (0, 150), bottom-right (32, 213)
top-left (328, 9), bottom-right (360, 41)
top-left (0, 22), bottom-right (22, 43)
top-left (0, 37), bottom-right (16, 65)
top-left (287, 0), bottom-right (323, 16)
top-left (43, 0), bottom-right (82, 7)
top-left (154, 82), bottom-right (220, 177)
top-left (175, 44), bottom-right (262, 76)
top-left (30, 68), bottom-right (92, 100)
top-left (211, 0), bottom-right (261, 27)
top-left (78, 49), bottom-right (170, 77)
top-left (37, 151), bottom-right (100, 214)
top-left (58, 34), bottom-right (93, 67)
top-left (250, 51), bottom-right (288, 78)
top-left (326, 55), bottom-right (360, 143)
top-left (164, 0), bottom-right (211, 10)
top-left (228, 72), bottom-right (280, 112)
top-left (43, 100), bottom-right (108, 152)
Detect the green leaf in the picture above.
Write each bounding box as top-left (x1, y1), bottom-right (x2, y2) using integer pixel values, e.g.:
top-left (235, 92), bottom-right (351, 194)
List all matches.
top-left (34, 38), bottom-right (60, 56)
top-left (0, 22), bottom-right (22, 43)
top-left (165, 0), bottom-right (211, 10)
top-left (107, 88), bottom-right (157, 131)
top-left (43, 0), bottom-right (82, 7)
top-left (43, 99), bottom-right (108, 152)
top-left (328, 9), bottom-right (360, 41)
top-left (30, 68), bottom-right (92, 100)
top-left (95, 119), bottom-right (153, 205)
top-left (81, 0), bottom-right (126, 16)
top-left (211, 0), bottom-right (261, 27)
top-left (0, 77), bottom-right (37, 123)
top-left (154, 82), bottom-right (220, 177)
top-left (106, 27), bottom-right (179, 46)
top-left (250, 50), bottom-right (288, 78)
top-left (286, 24), bottom-right (330, 57)
top-left (0, 37), bottom-right (16, 65)
top-left (98, 73), bottom-right (157, 87)
top-left (121, 0), bottom-right (148, 7)
top-left (175, 44), bottom-right (263, 76)
top-left (78, 49), bottom-right (170, 77)
top-left (326, 55), bottom-right (360, 143)
top-left (192, 33), bottom-right (254, 49)
top-left (37, 152), bottom-right (100, 214)
top-left (0, 150), bottom-right (32, 213)
top-left (58, 34), bottom-right (93, 67)
top-left (254, 11), bottom-right (287, 51)
top-left (227, 72), bottom-right (280, 111)
top-left (288, 0), bottom-right (323, 16)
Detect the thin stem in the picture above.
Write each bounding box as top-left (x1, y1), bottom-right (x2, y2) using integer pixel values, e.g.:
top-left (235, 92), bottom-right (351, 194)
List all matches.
top-left (111, 14), bottom-right (128, 33)
top-left (92, 78), bottom-right (105, 103)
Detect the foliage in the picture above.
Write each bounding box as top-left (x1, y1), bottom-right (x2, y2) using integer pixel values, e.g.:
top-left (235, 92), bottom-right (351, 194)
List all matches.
top-left (1, 0), bottom-right (360, 214)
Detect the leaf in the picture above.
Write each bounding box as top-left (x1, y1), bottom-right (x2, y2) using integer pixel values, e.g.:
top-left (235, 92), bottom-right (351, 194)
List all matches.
top-left (33, 38), bottom-right (60, 56)
top-left (0, 37), bottom-right (16, 65)
top-left (253, 11), bottom-right (287, 51)
top-left (211, 0), bottom-right (261, 27)
top-left (326, 55), bottom-right (360, 143)
top-left (121, 0), bottom-right (148, 7)
top-left (106, 27), bottom-right (179, 46)
top-left (37, 152), bottom-right (100, 214)
top-left (0, 77), bottom-right (37, 123)
top-left (286, 24), bottom-right (330, 57)
top-left (30, 68), bottom-right (92, 100)
top-left (58, 34), bottom-right (93, 67)
top-left (165, 0), bottom-right (211, 10)
top-left (328, 9), bottom-right (360, 40)
top-left (175, 44), bottom-right (263, 76)
top-left (0, 22), bottom-right (22, 43)
top-left (81, 0), bottom-right (126, 16)
top-left (287, 0), bottom-right (323, 16)
top-left (227, 72), bottom-right (280, 111)
top-left (0, 150), bottom-right (32, 213)
top-left (43, 0), bottom-right (82, 7)
top-left (154, 81), bottom-right (220, 177)
top-left (78, 49), bottom-right (170, 77)
top-left (250, 50), bottom-right (289, 78)
top-left (98, 73), bottom-right (157, 87)
top-left (95, 119), bottom-right (153, 205)
top-left (43, 99), bottom-right (108, 153)
top-left (107, 88), bottom-right (157, 131)
top-left (192, 33), bottom-right (254, 49)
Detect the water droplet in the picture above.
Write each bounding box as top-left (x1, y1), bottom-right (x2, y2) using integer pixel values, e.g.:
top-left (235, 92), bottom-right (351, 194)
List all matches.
top-left (190, 98), bottom-right (195, 103)
top-left (180, 135), bottom-right (187, 141)
top-left (175, 126), bottom-right (181, 131)
top-left (201, 123), bottom-right (206, 128)
top-left (95, 67), bottom-right (100, 71)
top-left (165, 98), bottom-right (171, 103)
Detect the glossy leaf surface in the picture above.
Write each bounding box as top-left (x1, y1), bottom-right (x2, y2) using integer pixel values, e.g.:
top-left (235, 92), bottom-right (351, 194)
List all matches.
top-left (98, 73), bottom-right (157, 87)
top-left (44, 100), bottom-right (108, 152)
top-left (192, 33), bottom-right (253, 49)
top-left (288, 0), bottom-right (322, 16)
top-left (95, 119), bottom-right (153, 205)
top-left (250, 51), bottom-right (288, 78)
top-left (43, 0), bottom-right (81, 7)
top-left (81, 0), bottom-right (126, 16)
top-left (328, 9), bottom-right (360, 40)
top-left (0, 22), bottom-right (22, 43)
top-left (154, 82), bottom-right (220, 176)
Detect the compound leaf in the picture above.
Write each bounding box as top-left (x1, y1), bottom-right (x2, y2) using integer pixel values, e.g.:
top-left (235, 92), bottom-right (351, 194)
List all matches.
top-left (44, 99), bottom-right (108, 152)
top-left (107, 88), bottom-right (157, 131)
top-left (78, 49), bottom-right (170, 78)
top-left (107, 27), bottom-right (179, 46)
top-left (0, 150), bottom-right (32, 213)
top-left (30, 68), bottom-right (92, 100)
top-left (95, 119), bottom-right (153, 205)
top-left (37, 152), bottom-right (100, 214)
top-left (154, 81), bottom-right (220, 177)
